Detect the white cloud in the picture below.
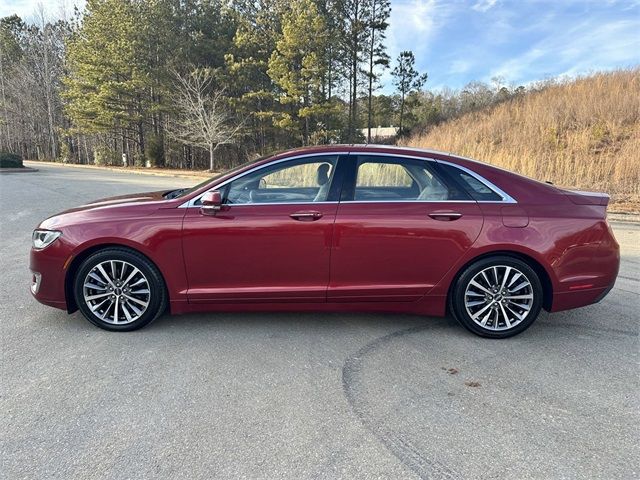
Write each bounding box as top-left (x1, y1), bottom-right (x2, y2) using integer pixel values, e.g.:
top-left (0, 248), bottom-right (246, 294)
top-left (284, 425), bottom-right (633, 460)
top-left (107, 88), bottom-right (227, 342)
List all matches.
top-left (383, 0), bottom-right (453, 91)
top-left (450, 59), bottom-right (472, 74)
top-left (488, 18), bottom-right (640, 85)
top-left (0, 0), bottom-right (81, 22)
top-left (472, 0), bottom-right (498, 13)
top-left (555, 20), bottom-right (640, 76)
top-left (489, 48), bottom-right (546, 82)
top-left (0, 0), bottom-right (35, 19)
top-left (388, 0), bottom-right (440, 47)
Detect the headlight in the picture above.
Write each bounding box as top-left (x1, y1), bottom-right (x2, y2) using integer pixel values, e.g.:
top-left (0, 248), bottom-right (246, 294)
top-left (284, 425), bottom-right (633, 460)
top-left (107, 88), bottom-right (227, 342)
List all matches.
top-left (32, 229), bottom-right (62, 250)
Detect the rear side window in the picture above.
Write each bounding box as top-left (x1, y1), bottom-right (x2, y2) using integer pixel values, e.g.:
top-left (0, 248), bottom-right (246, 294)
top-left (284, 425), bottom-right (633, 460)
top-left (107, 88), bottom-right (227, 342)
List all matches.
top-left (350, 156), bottom-right (470, 202)
top-left (437, 163), bottom-right (504, 201)
top-left (357, 162), bottom-right (413, 188)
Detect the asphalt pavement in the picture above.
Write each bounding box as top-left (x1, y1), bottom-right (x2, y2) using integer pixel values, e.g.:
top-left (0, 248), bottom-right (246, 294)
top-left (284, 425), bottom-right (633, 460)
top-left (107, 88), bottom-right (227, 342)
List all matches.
top-left (1, 162), bottom-right (638, 479)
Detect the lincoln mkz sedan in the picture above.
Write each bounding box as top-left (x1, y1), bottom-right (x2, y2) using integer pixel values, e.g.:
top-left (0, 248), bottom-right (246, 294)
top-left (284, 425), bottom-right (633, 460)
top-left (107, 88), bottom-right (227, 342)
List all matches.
top-left (30, 145), bottom-right (619, 338)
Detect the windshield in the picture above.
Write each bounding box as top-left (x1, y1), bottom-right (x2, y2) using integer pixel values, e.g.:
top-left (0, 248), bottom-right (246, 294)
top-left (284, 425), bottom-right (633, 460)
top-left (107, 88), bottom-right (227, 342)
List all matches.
top-left (168, 155), bottom-right (275, 199)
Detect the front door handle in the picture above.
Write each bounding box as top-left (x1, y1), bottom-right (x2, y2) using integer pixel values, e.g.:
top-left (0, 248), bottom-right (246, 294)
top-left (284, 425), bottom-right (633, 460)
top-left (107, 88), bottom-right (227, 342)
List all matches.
top-left (429, 211), bottom-right (463, 221)
top-left (290, 211), bottom-right (323, 221)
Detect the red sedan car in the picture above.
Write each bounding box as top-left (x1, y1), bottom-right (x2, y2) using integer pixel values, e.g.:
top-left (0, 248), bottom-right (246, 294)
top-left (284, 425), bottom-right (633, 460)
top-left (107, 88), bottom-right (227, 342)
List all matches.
top-left (30, 145), bottom-right (619, 338)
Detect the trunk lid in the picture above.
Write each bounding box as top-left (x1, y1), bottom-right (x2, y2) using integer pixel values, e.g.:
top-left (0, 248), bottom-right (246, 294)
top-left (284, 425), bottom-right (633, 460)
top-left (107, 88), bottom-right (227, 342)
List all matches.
top-left (563, 190), bottom-right (610, 206)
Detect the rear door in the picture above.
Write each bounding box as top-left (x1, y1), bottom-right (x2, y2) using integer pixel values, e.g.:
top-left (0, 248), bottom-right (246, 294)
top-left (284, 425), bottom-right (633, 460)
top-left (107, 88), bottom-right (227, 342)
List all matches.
top-left (328, 154), bottom-right (484, 302)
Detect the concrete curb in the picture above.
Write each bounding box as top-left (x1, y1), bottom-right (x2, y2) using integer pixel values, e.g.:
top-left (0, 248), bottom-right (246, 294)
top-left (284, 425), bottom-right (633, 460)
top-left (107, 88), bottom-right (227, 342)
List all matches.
top-left (0, 167), bottom-right (39, 173)
top-left (608, 213), bottom-right (640, 224)
top-left (23, 160), bottom-right (212, 179)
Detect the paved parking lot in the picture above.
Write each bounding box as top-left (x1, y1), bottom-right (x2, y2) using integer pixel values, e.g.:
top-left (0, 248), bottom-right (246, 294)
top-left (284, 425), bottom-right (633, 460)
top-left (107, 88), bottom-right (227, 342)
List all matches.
top-left (1, 163), bottom-right (638, 479)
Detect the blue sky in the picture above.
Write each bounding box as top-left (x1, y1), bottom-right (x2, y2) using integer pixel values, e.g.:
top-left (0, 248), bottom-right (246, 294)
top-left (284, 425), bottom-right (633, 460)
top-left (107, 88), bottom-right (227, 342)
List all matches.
top-left (384, 0), bottom-right (640, 91)
top-left (3, 0), bottom-right (639, 92)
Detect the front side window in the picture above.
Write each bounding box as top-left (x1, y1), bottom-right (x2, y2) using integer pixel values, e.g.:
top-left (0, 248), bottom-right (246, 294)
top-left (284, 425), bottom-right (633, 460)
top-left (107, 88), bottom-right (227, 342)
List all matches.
top-left (224, 156), bottom-right (338, 204)
top-left (352, 156), bottom-right (469, 201)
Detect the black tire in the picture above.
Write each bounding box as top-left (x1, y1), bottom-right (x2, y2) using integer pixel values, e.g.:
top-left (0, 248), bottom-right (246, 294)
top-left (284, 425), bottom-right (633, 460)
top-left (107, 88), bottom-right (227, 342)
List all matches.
top-left (74, 247), bottom-right (167, 331)
top-left (450, 256), bottom-right (543, 338)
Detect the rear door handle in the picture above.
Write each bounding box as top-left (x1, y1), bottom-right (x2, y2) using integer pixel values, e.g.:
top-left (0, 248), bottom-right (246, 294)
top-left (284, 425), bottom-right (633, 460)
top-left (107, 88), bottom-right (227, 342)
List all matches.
top-left (428, 211), bottom-right (463, 221)
top-left (290, 211), bottom-right (323, 221)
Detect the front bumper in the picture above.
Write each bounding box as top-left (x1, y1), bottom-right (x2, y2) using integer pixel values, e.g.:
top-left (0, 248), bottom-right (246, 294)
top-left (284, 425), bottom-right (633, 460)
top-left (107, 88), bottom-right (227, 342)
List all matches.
top-left (29, 243), bottom-right (70, 311)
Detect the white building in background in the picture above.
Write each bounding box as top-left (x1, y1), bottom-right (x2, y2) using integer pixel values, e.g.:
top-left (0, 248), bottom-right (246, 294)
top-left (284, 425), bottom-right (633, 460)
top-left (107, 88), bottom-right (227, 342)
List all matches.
top-left (359, 126), bottom-right (399, 142)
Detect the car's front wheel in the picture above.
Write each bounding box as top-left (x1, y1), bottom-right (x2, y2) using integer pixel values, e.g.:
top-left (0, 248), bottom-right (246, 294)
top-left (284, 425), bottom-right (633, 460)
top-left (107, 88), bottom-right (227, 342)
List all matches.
top-left (450, 256), bottom-right (543, 338)
top-left (74, 248), bottom-right (167, 331)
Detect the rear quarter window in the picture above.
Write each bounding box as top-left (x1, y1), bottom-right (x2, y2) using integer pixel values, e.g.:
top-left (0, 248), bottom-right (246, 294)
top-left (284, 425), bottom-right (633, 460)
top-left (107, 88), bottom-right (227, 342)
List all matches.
top-left (437, 164), bottom-right (504, 201)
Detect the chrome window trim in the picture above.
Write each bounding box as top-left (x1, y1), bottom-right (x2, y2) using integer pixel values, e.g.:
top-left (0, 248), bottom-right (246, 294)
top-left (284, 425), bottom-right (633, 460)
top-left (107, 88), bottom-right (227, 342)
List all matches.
top-left (364, 145), bottom-right (452, 157)
top-left (180, 150), bottom-right (517, 208)
top-left (339, 200), bottom-right (480, 204)
top-left (210, 201), bottom-right (340, 207)
top-left (350, 152), bottom-right (517, 204)
top-left (434, 159), bottom-right (517, 204)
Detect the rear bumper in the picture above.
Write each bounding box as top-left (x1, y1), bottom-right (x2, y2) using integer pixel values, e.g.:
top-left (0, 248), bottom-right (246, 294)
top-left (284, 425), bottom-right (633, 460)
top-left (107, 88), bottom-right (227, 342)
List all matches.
top-left (551, 284), bottom-right (614, 312)
top-left (550, 223), bottom-right (619, 312)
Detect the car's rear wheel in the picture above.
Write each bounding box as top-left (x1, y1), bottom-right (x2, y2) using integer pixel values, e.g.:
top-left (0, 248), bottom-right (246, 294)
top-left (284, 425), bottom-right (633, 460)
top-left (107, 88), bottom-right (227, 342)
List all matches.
top-left (450, 256), bottom-right (543, 338)
top-left (74, 248), bottom-right (167, 331)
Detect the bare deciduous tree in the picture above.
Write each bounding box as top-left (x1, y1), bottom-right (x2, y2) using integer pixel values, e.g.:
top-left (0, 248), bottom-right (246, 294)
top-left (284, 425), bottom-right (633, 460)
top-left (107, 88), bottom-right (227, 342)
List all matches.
top-left (168, 68), bottom-right (241, 172)
top-left (0, 10), bottom-right (66, 160)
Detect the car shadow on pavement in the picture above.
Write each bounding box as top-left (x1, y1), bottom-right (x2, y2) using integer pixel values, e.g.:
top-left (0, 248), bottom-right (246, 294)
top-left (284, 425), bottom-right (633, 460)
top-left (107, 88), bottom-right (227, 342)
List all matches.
top-left (149, 309), bottom-right (459, 335)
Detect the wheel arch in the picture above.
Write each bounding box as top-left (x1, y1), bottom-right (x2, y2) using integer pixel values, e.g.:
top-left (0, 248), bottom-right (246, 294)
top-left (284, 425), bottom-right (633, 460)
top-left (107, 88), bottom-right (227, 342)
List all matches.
top-left (446, 250), bottom-right (554, 312)
top-left (64, 242), bottom-right (169, 314)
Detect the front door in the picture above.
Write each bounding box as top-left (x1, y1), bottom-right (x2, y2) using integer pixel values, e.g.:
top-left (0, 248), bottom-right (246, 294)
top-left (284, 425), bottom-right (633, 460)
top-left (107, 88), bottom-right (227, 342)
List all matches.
top-left (328, 154), bottom-right (484, 302)
top-left (182, 155), bottom-right (342, 303)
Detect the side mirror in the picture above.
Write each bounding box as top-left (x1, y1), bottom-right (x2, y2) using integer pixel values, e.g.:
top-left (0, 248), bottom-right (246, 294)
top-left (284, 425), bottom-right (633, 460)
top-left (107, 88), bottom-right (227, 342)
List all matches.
top-left (200, 190), bottom-right (222, 216)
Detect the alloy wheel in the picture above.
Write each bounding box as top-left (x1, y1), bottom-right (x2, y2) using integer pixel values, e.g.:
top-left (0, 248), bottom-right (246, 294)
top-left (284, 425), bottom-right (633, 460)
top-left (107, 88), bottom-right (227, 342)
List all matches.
top-left (463, 265), bottom-right (534, 331)
top-left (82, 260), bottom-right (151, 325)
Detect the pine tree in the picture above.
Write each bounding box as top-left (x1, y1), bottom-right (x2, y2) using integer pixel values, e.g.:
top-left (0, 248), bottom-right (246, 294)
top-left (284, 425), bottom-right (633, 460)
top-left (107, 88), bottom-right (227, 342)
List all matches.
top-left (64, 0), bottom-right (151, 162)
top-left (226, 0), bottom-right (285, 154)
top-left (268, 0), bottom-right (330, 145)
top-left (335, 0), bottom-right (370, 142)
top-left (392, 50), bottom-right (427, 135)
top-left (312, 0), bottom-right (346, 141)
top-left (364, 0), bottom-right (390, 143)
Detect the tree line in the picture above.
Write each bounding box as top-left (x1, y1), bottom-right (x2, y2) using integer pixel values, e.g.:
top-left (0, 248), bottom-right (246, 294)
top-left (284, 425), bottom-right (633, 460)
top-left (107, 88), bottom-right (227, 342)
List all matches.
top-left (0, 0), bottom-right (527, 171)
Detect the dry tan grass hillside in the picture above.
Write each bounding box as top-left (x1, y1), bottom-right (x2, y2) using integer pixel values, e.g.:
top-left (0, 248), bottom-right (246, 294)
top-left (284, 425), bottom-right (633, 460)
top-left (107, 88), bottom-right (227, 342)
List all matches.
top-left (405, 69), bottom-right (640, 209)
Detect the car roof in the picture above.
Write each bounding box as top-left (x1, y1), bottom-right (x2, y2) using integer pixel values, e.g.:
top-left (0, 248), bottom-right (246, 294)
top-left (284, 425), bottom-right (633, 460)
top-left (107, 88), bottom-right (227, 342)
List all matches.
top-left (271, 144), bottom-right (453, 159)
top-left (176, 144), bottom-right (563, 206)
